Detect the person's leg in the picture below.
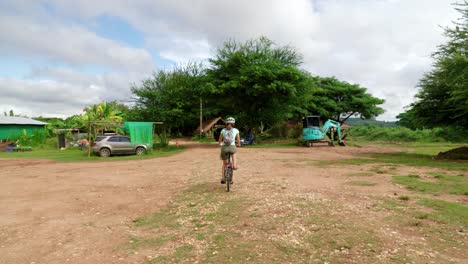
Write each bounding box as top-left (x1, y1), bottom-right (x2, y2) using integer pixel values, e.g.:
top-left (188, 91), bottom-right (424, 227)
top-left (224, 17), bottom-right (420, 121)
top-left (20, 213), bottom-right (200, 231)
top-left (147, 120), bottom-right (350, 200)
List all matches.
top-left (220, 147), bottom-right (227, 183)
top-left (232, 153), bottom-right (237, 169)
top-left (221, 160), bottom-right (227, 181)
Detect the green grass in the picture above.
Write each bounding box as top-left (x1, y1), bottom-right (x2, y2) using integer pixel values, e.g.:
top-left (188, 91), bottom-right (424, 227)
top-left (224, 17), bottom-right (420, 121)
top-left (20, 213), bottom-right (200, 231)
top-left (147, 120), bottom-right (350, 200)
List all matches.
top-left (418, 198), bottom-right (468, 226)
top-left (398, 195), bottom-right (410, 201)
top-left (348, 181), bottom-right (377, 186)
top-left (128, 182), bottom-right (387, 263)
top-left (245, 141), bottom-right (298, 148)
top-left (393, 173), bottom-right (468, 195)
top-left (320, 152), bottom-right (468, 171)
top-left (348, 140), bottom-right (464, 153)
top-left (0, 145), bottom-right (185, 162)
top-left (346, 172), bottom-right (375, 177)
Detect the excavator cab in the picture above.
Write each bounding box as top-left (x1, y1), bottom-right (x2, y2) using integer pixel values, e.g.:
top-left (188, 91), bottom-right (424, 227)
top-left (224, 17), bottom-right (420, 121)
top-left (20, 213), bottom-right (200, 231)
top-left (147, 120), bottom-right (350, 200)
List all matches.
top-left (303, 115), bottom-right (320, 129)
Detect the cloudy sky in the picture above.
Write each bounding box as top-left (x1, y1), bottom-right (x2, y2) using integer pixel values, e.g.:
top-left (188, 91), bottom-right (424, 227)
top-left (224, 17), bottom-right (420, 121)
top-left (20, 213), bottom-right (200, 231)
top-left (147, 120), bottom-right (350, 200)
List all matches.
top-left (0, 0), bottom-right (459, 120)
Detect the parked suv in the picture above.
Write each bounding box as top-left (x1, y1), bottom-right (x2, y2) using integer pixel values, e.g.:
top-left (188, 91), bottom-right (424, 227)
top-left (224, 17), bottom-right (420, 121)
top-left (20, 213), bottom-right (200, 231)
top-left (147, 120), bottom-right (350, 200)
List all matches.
top-left (92, 135), bottom-right (147, 157)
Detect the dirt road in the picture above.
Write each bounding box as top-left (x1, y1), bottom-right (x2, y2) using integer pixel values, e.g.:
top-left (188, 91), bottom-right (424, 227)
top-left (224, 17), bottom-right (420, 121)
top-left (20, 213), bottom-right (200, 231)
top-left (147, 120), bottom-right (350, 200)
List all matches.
top-left (0, 143), bottom-right (466, 263)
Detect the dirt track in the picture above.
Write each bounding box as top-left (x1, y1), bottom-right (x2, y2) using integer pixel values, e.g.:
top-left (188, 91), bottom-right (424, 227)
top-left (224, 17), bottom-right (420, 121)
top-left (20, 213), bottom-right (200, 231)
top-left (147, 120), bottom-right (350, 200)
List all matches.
top-left (0, 143), bottom-right (466, 263)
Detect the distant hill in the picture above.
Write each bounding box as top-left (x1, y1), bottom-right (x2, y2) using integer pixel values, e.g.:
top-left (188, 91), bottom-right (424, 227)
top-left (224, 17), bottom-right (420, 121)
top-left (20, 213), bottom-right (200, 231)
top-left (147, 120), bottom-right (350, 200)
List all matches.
top-left (346, 118), bottom-right (397, 127)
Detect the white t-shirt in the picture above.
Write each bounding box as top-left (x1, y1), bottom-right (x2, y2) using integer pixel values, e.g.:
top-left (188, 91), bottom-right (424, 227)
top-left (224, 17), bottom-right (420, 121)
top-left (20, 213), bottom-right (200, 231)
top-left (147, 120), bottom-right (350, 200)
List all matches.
top-left (221, 128), bottom-right (239, 146)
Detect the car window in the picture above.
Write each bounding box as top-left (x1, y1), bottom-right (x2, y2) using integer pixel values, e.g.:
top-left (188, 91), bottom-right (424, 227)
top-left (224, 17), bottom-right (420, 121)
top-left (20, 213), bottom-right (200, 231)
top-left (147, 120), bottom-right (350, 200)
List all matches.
top-left (108, 137), bottom-right (120, 142)
top-left (95, 136), bottom-right (106, 142)
top-left (120, 137), bottom-right (131, 143)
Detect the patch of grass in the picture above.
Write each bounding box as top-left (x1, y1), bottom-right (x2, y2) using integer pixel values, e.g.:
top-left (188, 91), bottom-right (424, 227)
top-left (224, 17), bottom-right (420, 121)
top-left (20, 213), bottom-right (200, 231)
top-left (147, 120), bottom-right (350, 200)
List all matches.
top-left (370, 166), bottom-right (388, 174)
top-left (348, 181), bottom-right (377, 186)
top-left (414, 212), bottom-right (429, 220)
top-left (393, 174), bottom-right (468, 195)
top-left (408, 220), bottom-right (423, 227)
top-left (398, 195), bottom-right (410, 201)
top-left (245, 141), bottom-right (297, 148)
top-left (419, 198), bottom-right (468, 226)
top-left (125, 236), bottom-right (173, 250)
top-left (378, 199), bottom-right (408, 211)
top-left (347, 172), bottom-right (375, 177)
top-left (371, 153), bottom-right (468, 171)
top-left (329, 152), bottom-right (468, 171)
top-left (0, 145), bottom-right (185, 162)
top-left (147, 245), bottom-right (194, 264)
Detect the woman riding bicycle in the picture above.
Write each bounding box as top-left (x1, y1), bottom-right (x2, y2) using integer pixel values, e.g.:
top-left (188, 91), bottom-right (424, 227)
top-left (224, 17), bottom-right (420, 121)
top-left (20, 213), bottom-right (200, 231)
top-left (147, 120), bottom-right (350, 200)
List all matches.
top-left (218, 117), bottom-right (240, 184)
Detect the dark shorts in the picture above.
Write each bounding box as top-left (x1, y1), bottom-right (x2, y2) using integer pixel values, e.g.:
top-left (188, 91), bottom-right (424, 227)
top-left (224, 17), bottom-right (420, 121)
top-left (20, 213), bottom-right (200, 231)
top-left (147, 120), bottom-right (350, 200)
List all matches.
top-left (220, 145), bottom-right (237, 160)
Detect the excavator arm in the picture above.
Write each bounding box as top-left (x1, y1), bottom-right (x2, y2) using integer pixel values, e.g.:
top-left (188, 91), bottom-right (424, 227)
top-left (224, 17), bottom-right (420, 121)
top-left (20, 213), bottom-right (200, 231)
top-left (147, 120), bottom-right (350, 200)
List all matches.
top-left (321, 120), bottom-right (345, 145)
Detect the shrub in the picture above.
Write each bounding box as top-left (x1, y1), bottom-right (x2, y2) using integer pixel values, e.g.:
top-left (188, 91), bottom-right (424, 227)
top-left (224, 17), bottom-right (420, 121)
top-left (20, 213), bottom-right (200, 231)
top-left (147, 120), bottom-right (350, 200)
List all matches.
top-left (349, 125), bottom-right (467, 143)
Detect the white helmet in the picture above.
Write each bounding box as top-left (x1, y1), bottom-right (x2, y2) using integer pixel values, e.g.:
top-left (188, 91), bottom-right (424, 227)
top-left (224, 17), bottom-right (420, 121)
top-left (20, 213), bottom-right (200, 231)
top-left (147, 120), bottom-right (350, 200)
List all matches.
top-left (226, 117), bottom-right (235, 124)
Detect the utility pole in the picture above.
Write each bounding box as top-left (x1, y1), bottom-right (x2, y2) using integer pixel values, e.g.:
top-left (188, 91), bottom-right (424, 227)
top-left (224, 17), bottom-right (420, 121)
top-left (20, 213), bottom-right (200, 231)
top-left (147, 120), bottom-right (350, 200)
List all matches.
top-left (200, 97), bottom-right (203, 138)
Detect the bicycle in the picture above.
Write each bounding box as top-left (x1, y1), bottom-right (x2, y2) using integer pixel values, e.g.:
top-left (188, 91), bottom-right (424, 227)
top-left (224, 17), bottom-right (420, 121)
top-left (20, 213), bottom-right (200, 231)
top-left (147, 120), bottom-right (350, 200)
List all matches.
top-left (223, 152), bottom-right (234, 192)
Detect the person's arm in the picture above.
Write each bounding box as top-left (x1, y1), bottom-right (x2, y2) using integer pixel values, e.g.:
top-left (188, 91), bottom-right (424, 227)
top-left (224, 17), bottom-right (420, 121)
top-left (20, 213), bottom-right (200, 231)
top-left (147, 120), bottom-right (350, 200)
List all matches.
top-left (236, 132), bottom-right (241, 147)
top-left (218, 134), bottom-right (223, 146)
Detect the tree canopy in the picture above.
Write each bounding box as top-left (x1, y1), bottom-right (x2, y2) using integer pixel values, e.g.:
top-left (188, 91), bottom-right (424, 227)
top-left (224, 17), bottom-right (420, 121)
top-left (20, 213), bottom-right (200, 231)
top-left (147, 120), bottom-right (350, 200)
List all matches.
top-left (306, 76), bottom-right (385, 124)
top-left (130, 37), bottom-right (385, 134)
top-left (204, 37), bottom-right (309, 129)
top-left (399, 2), bottom-right (468, 129)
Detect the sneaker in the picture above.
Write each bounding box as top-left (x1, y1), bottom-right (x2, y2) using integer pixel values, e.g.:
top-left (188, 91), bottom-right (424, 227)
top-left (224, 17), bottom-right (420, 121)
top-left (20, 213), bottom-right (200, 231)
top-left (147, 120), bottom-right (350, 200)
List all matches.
top-left (220, 180), bottom-right (226, 184)
top-left (233, 166), bottom-right (239, 170)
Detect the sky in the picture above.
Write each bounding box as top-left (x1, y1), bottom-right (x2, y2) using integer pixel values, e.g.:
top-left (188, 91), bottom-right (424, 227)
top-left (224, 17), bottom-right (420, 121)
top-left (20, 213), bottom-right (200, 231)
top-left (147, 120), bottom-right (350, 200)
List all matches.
top-left (0, 0), bottom-right (460, 120)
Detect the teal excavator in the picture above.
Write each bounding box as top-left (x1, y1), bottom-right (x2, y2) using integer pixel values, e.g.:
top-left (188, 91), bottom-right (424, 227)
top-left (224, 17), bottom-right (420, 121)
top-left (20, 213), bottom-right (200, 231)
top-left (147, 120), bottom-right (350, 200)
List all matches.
top-left (300, 115), bottom-right (346, 147)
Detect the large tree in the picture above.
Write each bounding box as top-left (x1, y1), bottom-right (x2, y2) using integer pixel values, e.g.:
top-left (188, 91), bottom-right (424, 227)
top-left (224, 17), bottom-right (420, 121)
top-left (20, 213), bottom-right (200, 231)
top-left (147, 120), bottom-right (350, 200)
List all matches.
top-left (205, 37), bottom-right (308, 129)
top-left (130, 63), bottom-right (207, 134)
top-left (400, 2), bottom-right (468, 129)
top-left (306, 76), bottom-right (385, 124)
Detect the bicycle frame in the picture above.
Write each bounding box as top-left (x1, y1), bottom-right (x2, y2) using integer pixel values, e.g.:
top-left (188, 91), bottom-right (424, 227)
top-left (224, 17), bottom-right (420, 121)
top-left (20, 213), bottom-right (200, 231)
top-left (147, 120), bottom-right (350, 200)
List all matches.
top-left (224, 153), bottom-right (233, 192)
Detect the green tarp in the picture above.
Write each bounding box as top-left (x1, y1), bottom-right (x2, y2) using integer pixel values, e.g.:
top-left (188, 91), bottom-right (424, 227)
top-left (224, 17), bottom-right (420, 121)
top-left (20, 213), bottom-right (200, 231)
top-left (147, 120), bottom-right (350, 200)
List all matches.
top-left (0, 125), bottom-right (45, 140)
top-left (123, 122), bottom-right (153, 148)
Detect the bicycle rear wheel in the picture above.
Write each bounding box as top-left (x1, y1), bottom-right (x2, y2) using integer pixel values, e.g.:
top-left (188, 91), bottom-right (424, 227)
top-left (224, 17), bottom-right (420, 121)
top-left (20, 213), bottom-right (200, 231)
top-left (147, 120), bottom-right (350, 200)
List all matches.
top-left (226, 167), bottom-right (232, 192)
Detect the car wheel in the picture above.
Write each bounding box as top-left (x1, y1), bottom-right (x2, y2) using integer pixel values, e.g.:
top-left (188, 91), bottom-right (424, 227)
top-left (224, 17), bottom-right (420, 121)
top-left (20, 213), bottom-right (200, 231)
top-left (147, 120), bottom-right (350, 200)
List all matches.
top-left (100, 148), bottom-right (111, 157)
top-left (135, 147), bottom-right (146, 155)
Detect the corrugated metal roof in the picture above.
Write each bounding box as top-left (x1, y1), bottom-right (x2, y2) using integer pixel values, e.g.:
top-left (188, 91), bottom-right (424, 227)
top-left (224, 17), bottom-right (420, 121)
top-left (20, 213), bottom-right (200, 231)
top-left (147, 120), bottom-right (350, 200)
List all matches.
top-left (0, 116), bottom-right (48, 125)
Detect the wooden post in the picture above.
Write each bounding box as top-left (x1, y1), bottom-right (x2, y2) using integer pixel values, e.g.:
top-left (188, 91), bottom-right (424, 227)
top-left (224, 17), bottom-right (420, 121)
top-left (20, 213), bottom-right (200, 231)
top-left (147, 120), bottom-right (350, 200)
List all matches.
top-left (87, 121), bottom-right (91, 157)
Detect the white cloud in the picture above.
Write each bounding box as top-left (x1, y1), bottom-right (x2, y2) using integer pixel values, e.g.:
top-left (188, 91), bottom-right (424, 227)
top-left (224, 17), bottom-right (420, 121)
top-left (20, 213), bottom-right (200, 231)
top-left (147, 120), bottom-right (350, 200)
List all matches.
top-left (0, 69), bottom-right (148, 117)
top-left (0, 15), bottom-right (154, 72)
top-left (0, 0), bottom-right (460, 120)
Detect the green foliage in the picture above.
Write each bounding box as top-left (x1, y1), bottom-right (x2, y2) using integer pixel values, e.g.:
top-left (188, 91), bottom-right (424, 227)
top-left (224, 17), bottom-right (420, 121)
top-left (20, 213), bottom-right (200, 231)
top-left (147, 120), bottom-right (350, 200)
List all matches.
top-left (83, 101), bottom-right (127, 139)
top-left (349, 125), bottom-right (467, 142)
top-left (130, 37), bottom-right (385, 135)
top-left (10, 128), bottom-right (48, 147)
top-left (399, 3), bottom-right (468, 129)
top-left (205, 37), bottom-right (308, 129)
top-left (306, 76), bottom-right (385, 123)
top-left (347, 118), bottom-right (396, 127)
top-left (35, 116), bottom-right (66, 136)
top-left (130, 62), bottom-right (206, 135)
top-left (0, 145), bottom-right (184, 162)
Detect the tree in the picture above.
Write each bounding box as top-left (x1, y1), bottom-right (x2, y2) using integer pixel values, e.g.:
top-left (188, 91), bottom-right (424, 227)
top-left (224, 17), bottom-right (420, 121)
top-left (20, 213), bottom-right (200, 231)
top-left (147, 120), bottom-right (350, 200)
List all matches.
top-left (306, 76), bottom-right (385, 124)
top-left (400, 2), bottom-right (468, 129)
top-left (130, 63), bottom-right (206, 134)
top-left (83, 101), bottom-right (126, 137)
top-left (205, 37), bottom-right (307, 130)
top-left (129, 37), bottom-right (385, 135)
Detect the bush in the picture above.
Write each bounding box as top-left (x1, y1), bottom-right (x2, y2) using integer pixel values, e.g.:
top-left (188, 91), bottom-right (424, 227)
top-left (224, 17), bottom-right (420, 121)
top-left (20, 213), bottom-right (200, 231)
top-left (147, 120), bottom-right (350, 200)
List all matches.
top-left (11, 129), bottom-right (49, 147)
top-left (349, 125), bottom-right (467, 143)
top-left (267, 122), bottom-right (302, 139)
